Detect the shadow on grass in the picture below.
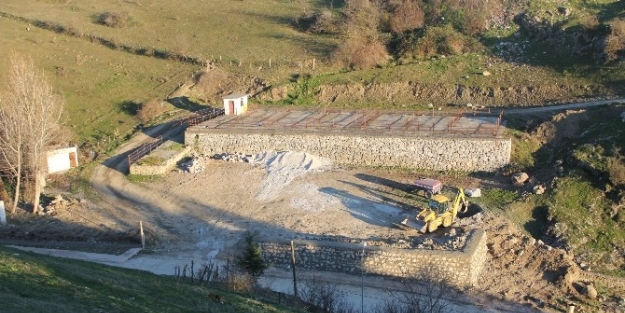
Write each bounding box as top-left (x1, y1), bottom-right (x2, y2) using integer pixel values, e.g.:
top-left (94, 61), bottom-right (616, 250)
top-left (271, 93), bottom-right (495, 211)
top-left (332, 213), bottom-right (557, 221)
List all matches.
top-left (167, 96), bottom-right (206, 112)
top-left (313, 0), bottom-right (346, 9)
top-left (117, 100), bottom-right (141, 116)
top-left (523, 205), bottom-right (548, 239)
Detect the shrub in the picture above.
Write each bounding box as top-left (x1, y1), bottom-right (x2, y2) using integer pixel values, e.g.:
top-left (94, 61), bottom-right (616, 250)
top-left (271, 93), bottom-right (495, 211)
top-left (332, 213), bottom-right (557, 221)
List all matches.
top-left (137, 99), bottom-right (169, 123)
top-left (389, 0), bottom-right (425, 34)
top-left (332, 0), bottom-right (390, 69)
top-left (608, 154), bottom-right (625, 187)
top-left (297, 10), bottom-right (342, 34)
top-left (299, 275), bottom-right (355, 313)
top-left (237, 232), bottom-right (268, 277)
top-left (96, 12), bottom-right (130, 28)
top-left (405, 25), bottom-right (482, 58)
top-left (373, 265), bottom-right (451, 313)
top-left (580, 15), bottom-right (600, 32)
top-left (334, 34), bottom-right (389, 69)
top-left (604, 19), bottom-right (625, 63)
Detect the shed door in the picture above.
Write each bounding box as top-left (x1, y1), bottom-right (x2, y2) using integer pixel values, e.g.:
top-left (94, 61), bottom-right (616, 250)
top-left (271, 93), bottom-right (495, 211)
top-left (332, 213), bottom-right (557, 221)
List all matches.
top-left (229, 101), bottom-right (235, 115)
top-left (69, 152), bottom-right (77, 167)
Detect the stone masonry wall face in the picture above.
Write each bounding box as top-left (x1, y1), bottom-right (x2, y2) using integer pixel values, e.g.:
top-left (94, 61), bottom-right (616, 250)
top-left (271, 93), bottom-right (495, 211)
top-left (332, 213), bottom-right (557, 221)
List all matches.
top-left (260, 230), bottom-right (487, 288)
top-left (186, 131), bottom-right (511, 171)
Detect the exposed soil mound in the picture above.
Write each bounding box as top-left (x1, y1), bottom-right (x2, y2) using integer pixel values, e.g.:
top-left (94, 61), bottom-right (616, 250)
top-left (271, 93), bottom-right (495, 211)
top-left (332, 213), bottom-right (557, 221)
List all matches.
top-left (187, 67), bottom-right (233, 102)
top-left (478, 214), bottom-right (582, 308)
top-left (531, 109), bottom-right (589, 145)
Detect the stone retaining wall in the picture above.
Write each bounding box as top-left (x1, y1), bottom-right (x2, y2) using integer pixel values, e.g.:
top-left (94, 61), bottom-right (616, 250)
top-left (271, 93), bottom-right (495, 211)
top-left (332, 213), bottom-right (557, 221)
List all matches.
top-left (129, 146), bottom-right (192, 175)
top-left (186, 130), bottom-right (510, 171)
top-left (260, 230), bottom-right (487, 288)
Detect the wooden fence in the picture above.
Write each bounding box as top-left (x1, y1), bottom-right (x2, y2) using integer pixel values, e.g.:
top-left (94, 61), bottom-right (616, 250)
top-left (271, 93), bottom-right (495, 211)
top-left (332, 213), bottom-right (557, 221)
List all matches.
top-left (127, 135), bottom-right (164, 167)
top-left (127, 107), bottom-right (225, 167)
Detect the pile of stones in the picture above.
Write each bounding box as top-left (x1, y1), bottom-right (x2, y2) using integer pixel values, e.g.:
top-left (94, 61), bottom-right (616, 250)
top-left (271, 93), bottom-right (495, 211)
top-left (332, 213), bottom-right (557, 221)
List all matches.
top-left (211, 152), bottom-right (249, 163)
top-left (181, 154), bottom-right (206, 173)
top-left (512, 171), bottom-right (546, 195)
top-left (38, 194), bottom-right (69, 216)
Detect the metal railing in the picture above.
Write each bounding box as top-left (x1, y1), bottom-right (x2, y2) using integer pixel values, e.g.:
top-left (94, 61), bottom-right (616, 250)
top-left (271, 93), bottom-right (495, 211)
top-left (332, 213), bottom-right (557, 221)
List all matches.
top-left (194, 108), bottom-right (505, 138)
top-left (127, 135), bottom-right (163, 166)
top-left (127, 108), bottom-right (225, 166)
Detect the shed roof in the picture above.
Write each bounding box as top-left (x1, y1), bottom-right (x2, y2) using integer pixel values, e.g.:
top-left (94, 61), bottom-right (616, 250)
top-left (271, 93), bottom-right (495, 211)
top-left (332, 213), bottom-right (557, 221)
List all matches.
top-left (223, 92), bottom-right (248, 100)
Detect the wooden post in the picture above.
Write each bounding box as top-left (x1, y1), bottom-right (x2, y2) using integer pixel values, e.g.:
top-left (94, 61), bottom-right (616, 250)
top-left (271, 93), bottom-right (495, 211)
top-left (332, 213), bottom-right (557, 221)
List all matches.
top-left (312, 58), bottom-right (316, 70)
top-left (269, 58), bottom-right (272, 68)
top-left (191, 260), bottom-right (194, 283)
top-left (140, 221), bottom-right (145, 249)
top-left (567, 305), bottom-right (575, 313)
top-left (290, 240), bottom-right (297, 297)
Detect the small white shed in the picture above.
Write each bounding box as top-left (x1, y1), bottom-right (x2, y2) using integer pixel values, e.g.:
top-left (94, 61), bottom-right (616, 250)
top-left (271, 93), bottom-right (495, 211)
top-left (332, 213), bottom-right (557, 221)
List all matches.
top-left (223, 93), bottom-right (249, 116)
top-left (47, 146), bottom-right (79, 174)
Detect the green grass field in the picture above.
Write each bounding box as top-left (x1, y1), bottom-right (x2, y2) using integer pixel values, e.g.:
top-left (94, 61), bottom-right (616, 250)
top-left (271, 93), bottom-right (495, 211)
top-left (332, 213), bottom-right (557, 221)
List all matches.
top-left (0, 246), bottom-right (303, 313)
top-left (0, 16), bottom-right (198, 153)
top-left (1, 0), bottom-right (625, 151)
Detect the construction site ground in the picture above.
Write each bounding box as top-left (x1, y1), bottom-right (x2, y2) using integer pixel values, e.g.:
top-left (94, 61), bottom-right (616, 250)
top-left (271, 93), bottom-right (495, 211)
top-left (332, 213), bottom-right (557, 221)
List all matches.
top-left (2, 153), bottom-right (580, 312)
top-left (7, 102), bottom-right (625, 312)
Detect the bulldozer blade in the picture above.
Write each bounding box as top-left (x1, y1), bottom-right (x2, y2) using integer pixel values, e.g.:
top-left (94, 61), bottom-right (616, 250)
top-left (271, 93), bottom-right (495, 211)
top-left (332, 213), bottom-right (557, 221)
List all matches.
top-left (400, 217), bottom-right (428, 233)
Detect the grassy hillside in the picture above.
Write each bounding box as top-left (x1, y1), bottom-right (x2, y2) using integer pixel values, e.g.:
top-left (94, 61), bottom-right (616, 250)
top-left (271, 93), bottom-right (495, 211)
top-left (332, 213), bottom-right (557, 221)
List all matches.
top-left (0, 246), bottom-right (302, 313)
top-left (1, 0), bottom-right (625, 151)
top-left (0, 16), bottom-right (198, 154)
top-left (487, 105), bottom-right (625, 275)
top-left (0, 0), bottom-right (336, 79)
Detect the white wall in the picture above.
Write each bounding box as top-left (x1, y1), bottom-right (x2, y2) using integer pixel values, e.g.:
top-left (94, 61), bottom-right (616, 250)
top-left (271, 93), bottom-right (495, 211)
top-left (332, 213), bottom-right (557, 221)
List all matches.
top-left (47, 147), bottom-right (78, 174)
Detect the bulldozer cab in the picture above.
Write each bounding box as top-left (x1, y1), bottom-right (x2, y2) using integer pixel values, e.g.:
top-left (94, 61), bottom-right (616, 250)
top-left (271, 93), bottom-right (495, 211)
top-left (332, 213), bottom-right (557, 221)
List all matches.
top-left (428, 194), bottom-right (450, 214)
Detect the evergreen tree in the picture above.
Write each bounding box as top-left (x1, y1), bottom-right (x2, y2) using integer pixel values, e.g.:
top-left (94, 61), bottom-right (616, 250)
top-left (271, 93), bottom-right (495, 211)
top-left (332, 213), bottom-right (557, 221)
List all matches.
top-left (237, 232), bottom-right (268, 277)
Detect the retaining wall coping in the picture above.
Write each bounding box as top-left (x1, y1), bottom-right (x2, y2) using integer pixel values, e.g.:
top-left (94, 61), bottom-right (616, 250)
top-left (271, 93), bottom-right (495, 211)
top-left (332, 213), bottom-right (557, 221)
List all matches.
top-left (260, 230), bottom-right (485, 259)
top-left (187, 127), bottom-right (510, 141)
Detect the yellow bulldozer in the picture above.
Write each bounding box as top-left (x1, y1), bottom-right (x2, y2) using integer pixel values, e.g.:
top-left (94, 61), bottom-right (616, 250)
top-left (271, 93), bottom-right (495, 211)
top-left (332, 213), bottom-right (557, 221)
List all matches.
top-left (400, 188), bottom-right (469, 233)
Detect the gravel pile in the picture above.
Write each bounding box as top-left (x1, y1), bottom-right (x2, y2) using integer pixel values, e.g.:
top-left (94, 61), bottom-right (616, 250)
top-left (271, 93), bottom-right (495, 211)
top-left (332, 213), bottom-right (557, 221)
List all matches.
top-left (250, 151), bottom-right (333, 201)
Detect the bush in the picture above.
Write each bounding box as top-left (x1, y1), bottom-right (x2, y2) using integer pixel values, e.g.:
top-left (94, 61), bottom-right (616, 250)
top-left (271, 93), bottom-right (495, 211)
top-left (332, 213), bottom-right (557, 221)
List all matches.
top-left (604, 19), bottom-right (625, 63)
top-left (297, 10), bottom-right (342, 34)
top-left (402, 25), bottom-right (482, 58)
top-left (237, 232), bottom-right (268, 277)
top-left (96, 12), bottom-right (130, 28)
top-left (137, 99), bottom-right (169, 123)
top-left (424, 0), bottom-right (503, 35)
top-left (608, 154), bottom-right (625, 187)
top-left (373, 266), bottom-right (451, 313)
top-left (389, 0), bottom-right (425, 34)
top-left (334, 35), bottom-right (389, 69)
top-left (299, 275), bottom-right (356, 313)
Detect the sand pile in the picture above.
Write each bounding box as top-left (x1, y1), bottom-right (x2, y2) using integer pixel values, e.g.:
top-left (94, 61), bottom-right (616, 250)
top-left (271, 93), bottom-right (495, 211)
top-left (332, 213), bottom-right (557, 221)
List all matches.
top-left (250, 151), bottom-right (332, 201)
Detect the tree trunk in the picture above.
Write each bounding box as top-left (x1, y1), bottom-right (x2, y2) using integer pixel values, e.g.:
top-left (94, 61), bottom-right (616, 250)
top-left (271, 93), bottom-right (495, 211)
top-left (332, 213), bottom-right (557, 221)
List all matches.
top-left (32, 169), bottom-right (42, 214)
top-left (12, 163), bottom-right (21, 214)
top-left (0, 176), bottom-right (11, 207)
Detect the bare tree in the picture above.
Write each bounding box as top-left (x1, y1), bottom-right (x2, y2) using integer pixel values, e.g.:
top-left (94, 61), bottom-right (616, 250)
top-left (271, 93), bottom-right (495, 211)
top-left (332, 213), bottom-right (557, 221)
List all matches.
top-left (0, 54), bottom-right (64, 214)
top-left (375, 266), bottom-right (451, 313)
top-left (0, 76), bottom-right (26, 214)
top-left (334, 0), bottom-right (389, 69)
top-left (389, 0), bottom-right (425, 34)
top-left (299, 275), bottom-right (356, 313)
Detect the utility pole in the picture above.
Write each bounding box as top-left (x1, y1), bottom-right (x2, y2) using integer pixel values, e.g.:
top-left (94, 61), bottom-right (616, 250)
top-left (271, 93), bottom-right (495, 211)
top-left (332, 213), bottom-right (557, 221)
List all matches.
top-left (291, 240), bottom-right (297, 297)
top-left (361, 242), bottom-right (367, 313)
